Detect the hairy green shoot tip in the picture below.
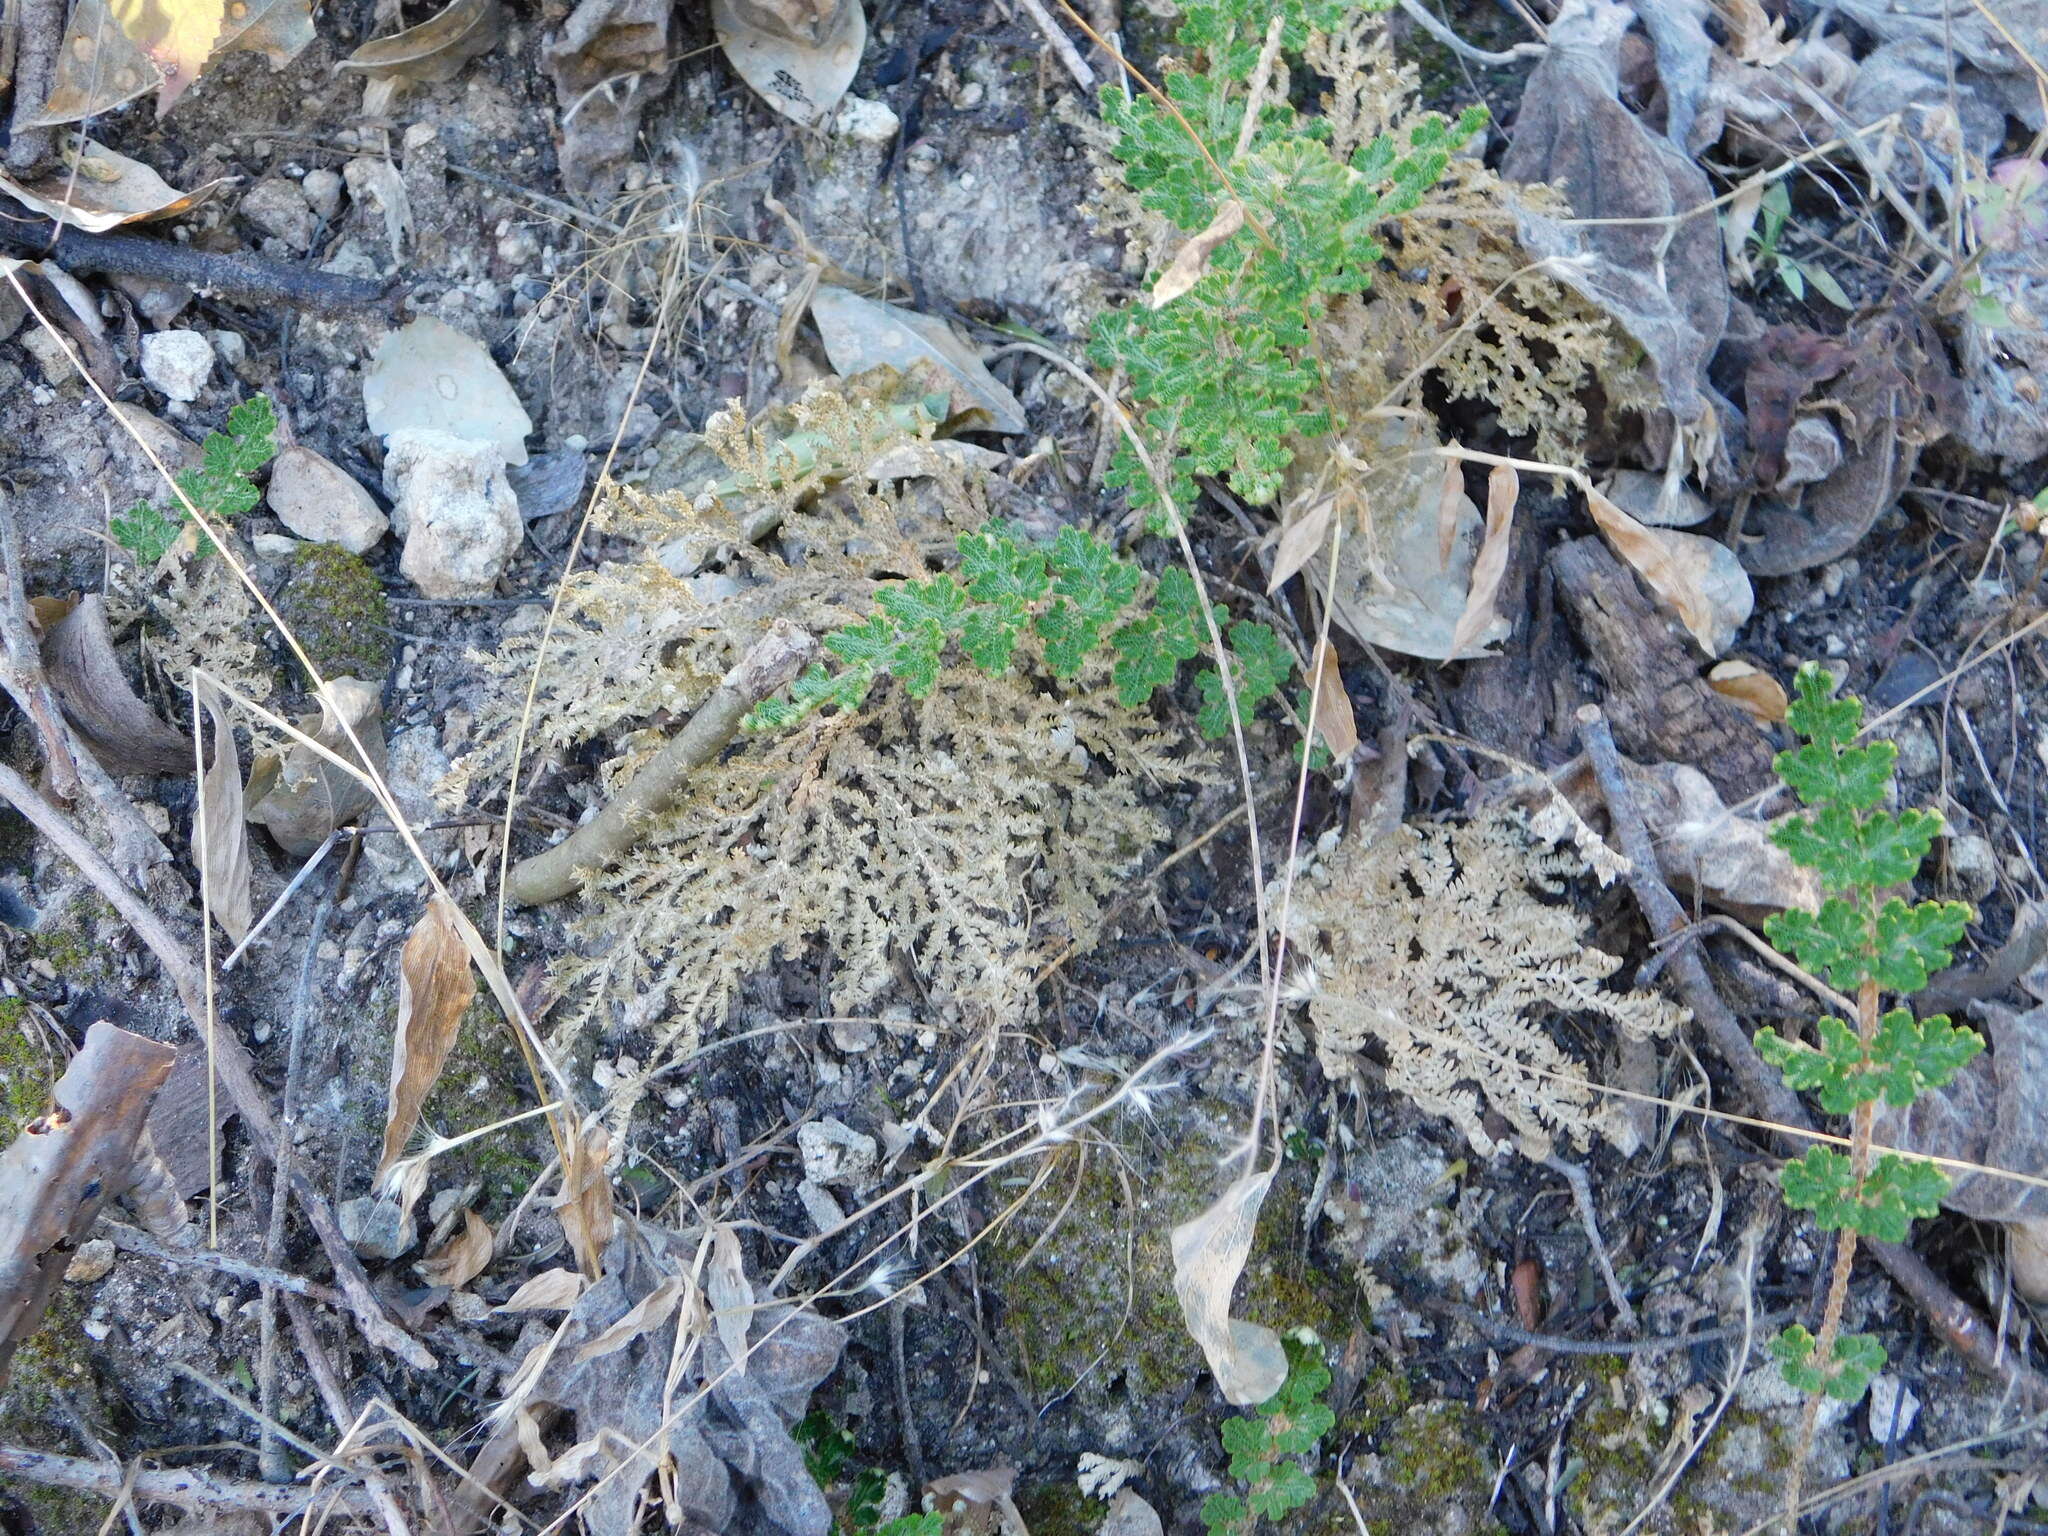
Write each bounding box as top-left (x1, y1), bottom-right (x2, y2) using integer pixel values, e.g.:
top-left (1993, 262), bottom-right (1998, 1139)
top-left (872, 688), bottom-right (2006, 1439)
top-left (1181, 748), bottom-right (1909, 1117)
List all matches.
top-left (112, 394), bottom-right (278, 566)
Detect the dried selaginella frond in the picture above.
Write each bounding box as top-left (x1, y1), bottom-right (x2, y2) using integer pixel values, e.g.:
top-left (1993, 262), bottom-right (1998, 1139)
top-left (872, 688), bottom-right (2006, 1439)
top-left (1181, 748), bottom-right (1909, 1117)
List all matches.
top-left (1290, 810), bottom-right (1685, 1161)
top-left (445, 377), bottom-right (1207, 1128)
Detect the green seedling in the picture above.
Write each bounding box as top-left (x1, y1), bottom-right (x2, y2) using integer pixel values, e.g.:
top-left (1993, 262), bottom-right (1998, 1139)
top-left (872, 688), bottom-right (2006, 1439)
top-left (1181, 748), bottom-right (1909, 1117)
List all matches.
top-left (1201, 1336), bottom-right (1336, 1536)
top-left (112, 394), bottom-right (277, 566)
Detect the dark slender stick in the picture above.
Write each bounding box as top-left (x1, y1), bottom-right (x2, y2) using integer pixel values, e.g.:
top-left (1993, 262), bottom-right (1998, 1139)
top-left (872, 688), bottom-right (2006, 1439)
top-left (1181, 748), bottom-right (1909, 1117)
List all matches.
top-left (1575, 703), bottom-right (2048, 1403)
top-left (0, 210), bottom-right (391, 312)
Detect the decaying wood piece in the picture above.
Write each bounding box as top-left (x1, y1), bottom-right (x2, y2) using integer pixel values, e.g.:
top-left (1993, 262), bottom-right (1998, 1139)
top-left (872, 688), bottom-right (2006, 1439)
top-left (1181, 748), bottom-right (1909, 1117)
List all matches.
top-left (1550, 536), bottom-right (1774, 801)
top-left (0, 1442), bottom-right (382, 1515)
top-left (0, 1019), bottom-right (175, 1386)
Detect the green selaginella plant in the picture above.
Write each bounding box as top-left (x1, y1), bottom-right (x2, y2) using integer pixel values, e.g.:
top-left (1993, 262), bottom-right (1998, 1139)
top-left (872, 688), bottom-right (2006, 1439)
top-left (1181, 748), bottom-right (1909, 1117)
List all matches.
top-left (1201, 1336), bottom-right (1336, 1536)
top-left (111, 394), bottom-right (277, 565)
top-left (745, 518), bottom-right (1293, 739)
top-left (1087, 0), bottom-right (1488, 524)
top-left (1755, 665), bottom-right (1981, 1406)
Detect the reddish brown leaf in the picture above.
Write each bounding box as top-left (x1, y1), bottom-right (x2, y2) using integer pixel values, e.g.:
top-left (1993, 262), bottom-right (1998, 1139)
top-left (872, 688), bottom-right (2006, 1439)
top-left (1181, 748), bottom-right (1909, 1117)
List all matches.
top-left (376, 896), bottom-right (476, 1178)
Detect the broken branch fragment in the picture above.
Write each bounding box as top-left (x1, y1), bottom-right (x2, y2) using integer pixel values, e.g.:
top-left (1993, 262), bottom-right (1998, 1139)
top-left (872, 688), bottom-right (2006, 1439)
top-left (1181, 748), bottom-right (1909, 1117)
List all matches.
top-left (508, 622), bottom-right (820, 905)
top-left (0, 1020), bottom-right (176, 1386)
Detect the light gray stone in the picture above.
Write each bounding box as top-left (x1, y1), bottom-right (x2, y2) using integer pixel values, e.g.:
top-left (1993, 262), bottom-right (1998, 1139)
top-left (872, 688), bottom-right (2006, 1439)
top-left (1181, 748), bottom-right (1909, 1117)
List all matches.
top-left (239, 176), bottom-right (318, 251)
top-left (382, 428), bottom-right (522, 598)
top-left (268, 444), bottom-right (388, 553)
top-left (140, 329), bottom-right (214, 402)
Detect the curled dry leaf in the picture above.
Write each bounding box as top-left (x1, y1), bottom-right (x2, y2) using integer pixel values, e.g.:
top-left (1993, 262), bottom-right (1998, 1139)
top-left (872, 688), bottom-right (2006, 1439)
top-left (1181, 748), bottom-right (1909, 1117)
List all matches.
top-left (376, 895), bottom-right (476, 1178)
top-left (0, 141), bottom-right (228, 232)
top-left (1448, 463), bottom-right (1518, 658)
top-left (245, 677), bottom-right (386, 855)
top-left (1307, 640), bottom-right (1358, 759)
top-left (1101, 1488), bottom-right (1167, 1536)
top-left (42, 594), bottom-right (189, 775)
top-left (553, 1119), bottom-right (615, 1278)
top-left (339, 0), bottom-right (504, 110)
top-left (810, 286), bottom-right (1027, 435)
top-left (26, 0), bottom-right (313, 120)
top-left (1435, 457), bottom-right (1465, 567)
top-left (1169, 1168), bottom-right (1287, 1405)
top-left (706, 1224), bottom-right (752, 1376)
top-left (1706, 660), bottom-right (1789, 723)
top-left (1586, 487), bottom-right (1752, 656)
top-left (1149, 199), bottom-right (1246, 308)
top-left (417, 1207), bottom-right (493, 1289)
top-left (573, 1274), bottom-right (684, 1363)
top-left (494, 1266), bottom-right (587, 1313)
top-left (193, 674), bottom-right (252, 945)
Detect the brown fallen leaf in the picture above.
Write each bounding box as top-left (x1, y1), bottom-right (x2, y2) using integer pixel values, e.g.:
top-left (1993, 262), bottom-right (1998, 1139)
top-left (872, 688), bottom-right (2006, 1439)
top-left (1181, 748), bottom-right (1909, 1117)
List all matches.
top-left (0, 141), bottom-right (229, 232)
top-left (494, 1266), bottom-right (587, 1314)
top-left (1306, 640), bottom-right (1358, 760)
top-left (573, 1274), bottom-right (684, 1363)
top-left (1436, 455), bottom-right (1467, 567)
top-left (1169, 1169), bottom-right (1287, 1405)
top-left (1150, 199), bottom-right (1245, 308)
top-left (376, 895), bottom-right (476, 1178)
top-left (553, 1119), bottom-right (614, 1279)
top-left (245, 677), bottom-right (386, 855)
top-left (418, 1207), bottom-right (493, 1289)
top-left (1586, 487), bottom-right (1752, 656)
top-left (192, 674), bottom-right (252, 945)
top-left (1448, 463), bottom-right (1518, 658)
top-left (42, 593), bottom-right (189, 775)
top-left (1706, 659), bottom-right (1789, 723)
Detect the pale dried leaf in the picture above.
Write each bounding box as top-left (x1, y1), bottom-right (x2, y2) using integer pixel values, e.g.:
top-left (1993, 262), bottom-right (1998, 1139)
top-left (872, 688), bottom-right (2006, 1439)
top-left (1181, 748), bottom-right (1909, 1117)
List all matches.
top-left (1169, 1170), bottom-right (1287, 1405)
top-left (1436, 457), bottom-right (1466, 567)
top-left (495, 1267), bottom-right (588, 1314)
top-left (0, 141), bottom-right (227, 232)
top-left (1625, 760), bottom-right (1818, 915)
top-left (1723, 180), bottom-right (1763, 287)
top-left (1101, 1489), bottom-right (1166, 1536)
top-left (1448, 463), bottom-right (1518, 658)
top-left (1586, 488), bottom-right (1752, 656)
top-left (376, 895), bottom-right (476, 1178)
top-left (928, 1466), bottom-right (1017, 1508)
top-left (1307, 641), bottom-right (1358, 759)
top-left (193, 674), bottom-right (252, 945)
top-left (810, 286), bottom-right (1026, 434)
top-left (706, 1225), bottom-right (752, 1375)
top-left (418, 1207), bottom-right (493, 1289)
top-left (1150, 199), bottom-right (1245, 308)
top-left (245, 677), bottom-right (387, 855)
top-left (1269, 494), bottom-right (1333, 593)
top-left (1707, 659), bottom-right (1788, 723)
top-left (338, 0), bottom-right (502, 85)
top-left (553, 1120), bottom-right (614, 1278)
top-left (573, 1274), bottom-right (684, 1363)
top-left (362, 315), bottom-right (530, 465)
top-left (711, 0), bottom-right (864, 128)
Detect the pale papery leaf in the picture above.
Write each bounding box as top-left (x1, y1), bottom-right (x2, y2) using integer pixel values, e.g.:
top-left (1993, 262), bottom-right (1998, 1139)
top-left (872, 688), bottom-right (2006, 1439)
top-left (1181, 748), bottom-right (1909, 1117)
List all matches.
top-left (1168, 1169), bottom-right (1287, 1405)
top-left (1436, 456), bottom-right (1467, 568)
top-left (1447, 463), bottom-right (1518, 658)
top-left (706, 1224), bottom-right (752, 1375)
top-left (1269, 494), bottom-right (1334, 593)
top-left (193, 674), bottom-right (253, 945)
top-left (1706, 660), bottom-right (1788, 723)
top-left (494, 1267), bottom-right (587, 1314)
top-left (1307, 640), bottom-right (1358, 759)
top-left (417, 1207), bottom-right (493, 1289)
top-left (1586, 488), bottom-right (1753, 656)
top-left (1150, 199), bottom-right (1246, 309)
top-left (552, 1119), bottom-right (614, 1278)
top-left (376, 895), bottom-right (476, 1178)
top-left (573, 1275), bottom-right (685, 1364)
top-left (928, 1466), bottom-right (1017, 1507)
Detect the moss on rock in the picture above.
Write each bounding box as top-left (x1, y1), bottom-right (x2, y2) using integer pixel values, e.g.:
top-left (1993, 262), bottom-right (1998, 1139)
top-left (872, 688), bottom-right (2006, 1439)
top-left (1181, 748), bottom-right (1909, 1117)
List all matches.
top-left (275, 542), bottom-right (392, 690)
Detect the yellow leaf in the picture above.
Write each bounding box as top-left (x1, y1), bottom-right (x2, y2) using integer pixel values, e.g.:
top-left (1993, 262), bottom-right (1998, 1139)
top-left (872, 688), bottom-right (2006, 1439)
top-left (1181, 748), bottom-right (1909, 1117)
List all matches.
top-left (108, 0), bottom-right (228, 109)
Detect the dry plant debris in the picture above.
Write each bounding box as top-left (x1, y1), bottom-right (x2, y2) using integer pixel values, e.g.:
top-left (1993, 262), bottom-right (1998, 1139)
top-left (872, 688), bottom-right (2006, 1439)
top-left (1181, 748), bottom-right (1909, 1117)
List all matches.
top-left (1291, 809), bottom-right (1687, 1161)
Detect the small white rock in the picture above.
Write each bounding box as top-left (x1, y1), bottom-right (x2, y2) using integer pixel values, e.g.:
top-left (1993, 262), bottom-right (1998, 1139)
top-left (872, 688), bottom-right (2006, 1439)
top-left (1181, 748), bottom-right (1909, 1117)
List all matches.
top-left (251, 532), bottom-right (301, 558)
top-left (1867, 1374), bottom-right (1919, 1441)
top-left (140, 329), bottom-right (214, 402)
top-left (65, 1237), bottom-right (115, 1284)
top-left (1946, 833), bottom-right (1999, 900)
top-left (269, 444), bottom-right (389, 553)
top-left (382, 428), bottom-right (523, 599)
top-left (239, 176), bottom-right (317, 251)
top-left (81, 1317), bottom-right (112, 1341)
top-left (798, 1117), bottom-right (879, 1188)
top-left (835, 95), bottom-right (901, 145)
top-left (301, 167), bottom-right (344, 221)
top-left (797, 1178), bottom-right (846, 1235)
